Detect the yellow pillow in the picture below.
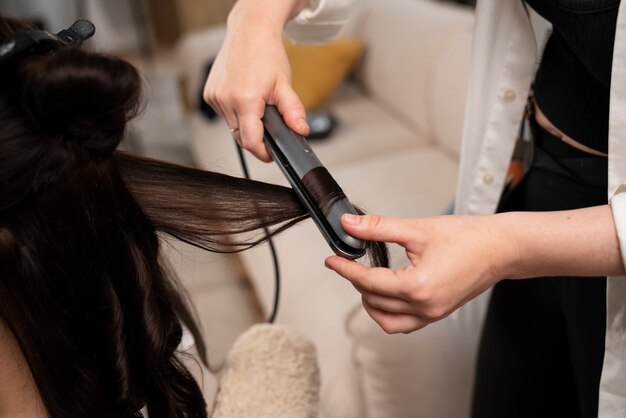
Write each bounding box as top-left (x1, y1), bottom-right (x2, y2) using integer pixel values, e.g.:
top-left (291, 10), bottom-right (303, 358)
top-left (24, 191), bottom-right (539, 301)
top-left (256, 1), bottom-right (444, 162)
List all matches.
top-left (285, 37), bottom-right (365, 110)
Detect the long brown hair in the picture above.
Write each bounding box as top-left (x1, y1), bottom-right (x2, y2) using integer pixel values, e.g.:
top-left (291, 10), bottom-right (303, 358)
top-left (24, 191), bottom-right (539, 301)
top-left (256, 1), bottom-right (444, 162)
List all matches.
top-left (0, 15), bottom-right (387, 418)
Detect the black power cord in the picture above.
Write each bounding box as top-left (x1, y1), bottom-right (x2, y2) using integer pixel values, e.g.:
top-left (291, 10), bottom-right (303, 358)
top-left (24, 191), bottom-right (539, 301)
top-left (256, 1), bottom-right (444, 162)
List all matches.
top-left (234, 141), bottom-right (281, 324)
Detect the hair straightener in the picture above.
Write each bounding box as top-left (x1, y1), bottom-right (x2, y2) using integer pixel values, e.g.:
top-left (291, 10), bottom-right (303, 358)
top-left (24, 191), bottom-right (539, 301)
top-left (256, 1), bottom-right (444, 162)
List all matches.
top-left (262, 105), bottom-right (368, 259)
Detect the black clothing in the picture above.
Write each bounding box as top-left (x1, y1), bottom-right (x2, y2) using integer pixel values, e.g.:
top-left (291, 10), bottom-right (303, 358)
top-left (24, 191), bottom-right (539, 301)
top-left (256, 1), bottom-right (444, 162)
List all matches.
top-left (472, 2), bottom-right (617, 416)
top-left (471, 120), bottom-right (608, 418)
top-left (525, 0), bottom-right (620, 153)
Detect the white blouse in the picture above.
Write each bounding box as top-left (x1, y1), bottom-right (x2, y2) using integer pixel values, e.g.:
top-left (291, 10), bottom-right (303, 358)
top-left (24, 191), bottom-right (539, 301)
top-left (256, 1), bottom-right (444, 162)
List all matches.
top-left (286, 0), bottom-right (626, 416)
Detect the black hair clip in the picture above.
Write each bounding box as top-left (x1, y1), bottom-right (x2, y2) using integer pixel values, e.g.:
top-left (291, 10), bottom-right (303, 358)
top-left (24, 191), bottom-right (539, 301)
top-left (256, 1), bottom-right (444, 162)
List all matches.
top-left (0, 19), bottom-right (96, 64)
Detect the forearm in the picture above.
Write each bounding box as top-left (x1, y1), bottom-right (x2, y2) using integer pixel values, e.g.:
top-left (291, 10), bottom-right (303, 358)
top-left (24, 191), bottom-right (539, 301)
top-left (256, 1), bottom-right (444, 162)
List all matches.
top-left (228, 0), bottom-right (311, 37)
top-left (497, 205), bottom-right (626, 279)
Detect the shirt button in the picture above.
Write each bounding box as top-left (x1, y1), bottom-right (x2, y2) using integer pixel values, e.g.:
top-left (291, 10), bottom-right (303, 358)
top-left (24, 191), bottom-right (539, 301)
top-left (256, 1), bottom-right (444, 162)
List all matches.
top-left (483, 173), bottom-right (494, 184)
top-left (503, 89), bottom-right (517, 103)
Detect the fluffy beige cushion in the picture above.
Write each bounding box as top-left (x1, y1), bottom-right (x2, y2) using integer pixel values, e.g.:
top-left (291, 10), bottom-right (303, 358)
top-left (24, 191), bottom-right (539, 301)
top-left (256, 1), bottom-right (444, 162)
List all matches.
top-left (212, 324), bottom-right (320, 418)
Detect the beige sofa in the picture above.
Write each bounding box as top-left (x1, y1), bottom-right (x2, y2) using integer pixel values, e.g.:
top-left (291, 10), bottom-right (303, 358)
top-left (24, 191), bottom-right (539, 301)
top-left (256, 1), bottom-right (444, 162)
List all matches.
top-left (177, 0), bottom-right (490, 416)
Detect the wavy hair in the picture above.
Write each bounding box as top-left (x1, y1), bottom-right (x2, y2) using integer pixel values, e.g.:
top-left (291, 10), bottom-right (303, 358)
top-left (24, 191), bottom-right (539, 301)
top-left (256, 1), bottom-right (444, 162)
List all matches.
top-left (0, 15), bottom-right (387, 418)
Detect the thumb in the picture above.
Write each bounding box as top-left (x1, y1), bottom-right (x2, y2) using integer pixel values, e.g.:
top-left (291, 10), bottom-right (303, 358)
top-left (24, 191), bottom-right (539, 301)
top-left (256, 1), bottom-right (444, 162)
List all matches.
top-left (274, 83), bottom-right (309, 136)
top-left (342, 214), bottom-right (413, 246)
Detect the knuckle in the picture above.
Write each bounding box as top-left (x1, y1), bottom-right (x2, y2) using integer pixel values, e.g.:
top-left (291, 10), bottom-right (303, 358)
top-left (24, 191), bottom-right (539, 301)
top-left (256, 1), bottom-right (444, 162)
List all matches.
top-left (285, 101), bottom-right (304, 113)
top-left (276, 78), bottom-right (293, 94)
top-left (423, 305), bottom-right (446, 321)
top-left (202, 89), bottom-right (212, 104)
top-left (408, 285), bottom-right (433, 304)
top-left (204, 90), bottom-right (218, 107)
top-left (365, 297), bottom-right (381, 311)
top-left (363, 277), bottom-right (380, 293)
top-left (240, 137), bottom-right (255, 150)
top-left (213, 89), bottom-right (228, 105)
top-left (367, 215), bottom-right (383, 230)
top-left (281, 93), bottom-right (304, 110)
top-left (234, 89), bottom-right (260, 106)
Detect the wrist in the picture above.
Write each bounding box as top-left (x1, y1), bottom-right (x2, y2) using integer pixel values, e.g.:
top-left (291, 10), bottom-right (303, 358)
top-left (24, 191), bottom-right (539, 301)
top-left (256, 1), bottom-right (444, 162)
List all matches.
top-left (228, 0), bottom-right (309, 36)
top-left (490, 212), bottom-right (524, 281)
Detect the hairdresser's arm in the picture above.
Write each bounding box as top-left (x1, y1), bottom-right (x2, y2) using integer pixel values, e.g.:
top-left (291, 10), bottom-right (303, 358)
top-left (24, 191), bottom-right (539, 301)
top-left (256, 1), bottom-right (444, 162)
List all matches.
top-left (204, 0), bottom-right (354, 161)
top-left (325, 205), bottom-right (624, 334)
top-left (203, 0), bottom-right (310, 162)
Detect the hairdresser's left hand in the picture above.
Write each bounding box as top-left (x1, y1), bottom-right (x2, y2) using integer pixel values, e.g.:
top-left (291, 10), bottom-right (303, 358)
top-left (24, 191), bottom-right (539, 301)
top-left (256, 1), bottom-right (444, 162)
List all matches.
top-left (325, 213), bottom-right (517, 334)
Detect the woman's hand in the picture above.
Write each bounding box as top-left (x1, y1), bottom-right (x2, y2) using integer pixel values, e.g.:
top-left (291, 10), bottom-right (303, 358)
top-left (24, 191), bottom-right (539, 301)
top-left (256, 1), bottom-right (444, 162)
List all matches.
top-left (325, 205), bottom-right (626, 334)
top-left (203, 0), bottom-right (310, 162)
top-left (325, 213), bottom-right (518, 334)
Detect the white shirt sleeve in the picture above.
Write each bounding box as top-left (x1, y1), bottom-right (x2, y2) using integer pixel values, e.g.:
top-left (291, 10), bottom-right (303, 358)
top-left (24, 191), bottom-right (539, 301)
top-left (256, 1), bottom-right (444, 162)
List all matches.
top-left (610, 191), bottom-right (626, 271)
top-left (284, 0), bottom-right (356, 44)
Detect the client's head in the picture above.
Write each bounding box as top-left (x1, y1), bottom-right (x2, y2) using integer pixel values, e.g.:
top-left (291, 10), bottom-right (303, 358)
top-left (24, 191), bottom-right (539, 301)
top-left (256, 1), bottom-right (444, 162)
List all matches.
top-left (0, 15), bottom-right (208, 418)
top-left (0, 14), bottom-right (388, 418)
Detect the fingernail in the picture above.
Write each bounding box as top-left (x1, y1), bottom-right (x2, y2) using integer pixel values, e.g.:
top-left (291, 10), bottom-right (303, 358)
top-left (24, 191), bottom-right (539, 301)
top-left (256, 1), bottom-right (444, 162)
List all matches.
top-left (298, 118), bottom-right (309, 130)
top-left (343, 214), bottom-right (360, 225)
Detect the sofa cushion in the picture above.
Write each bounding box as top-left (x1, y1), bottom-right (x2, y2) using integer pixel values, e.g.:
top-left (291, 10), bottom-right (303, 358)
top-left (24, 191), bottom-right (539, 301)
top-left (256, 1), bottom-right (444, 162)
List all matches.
top-left (189, 91), bottom-right (425, 183)
top-left (347, 0), bottom-right (473, 141)
top-left (346, 291), bottom-right (489, 418)
top-left (236, 146), bottom-right (458, 418)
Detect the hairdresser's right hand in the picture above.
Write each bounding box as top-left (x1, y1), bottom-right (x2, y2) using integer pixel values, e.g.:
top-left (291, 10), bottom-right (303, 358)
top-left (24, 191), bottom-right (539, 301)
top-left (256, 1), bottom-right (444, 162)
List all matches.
top-left (203, 0), bottom-right (310, 162)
